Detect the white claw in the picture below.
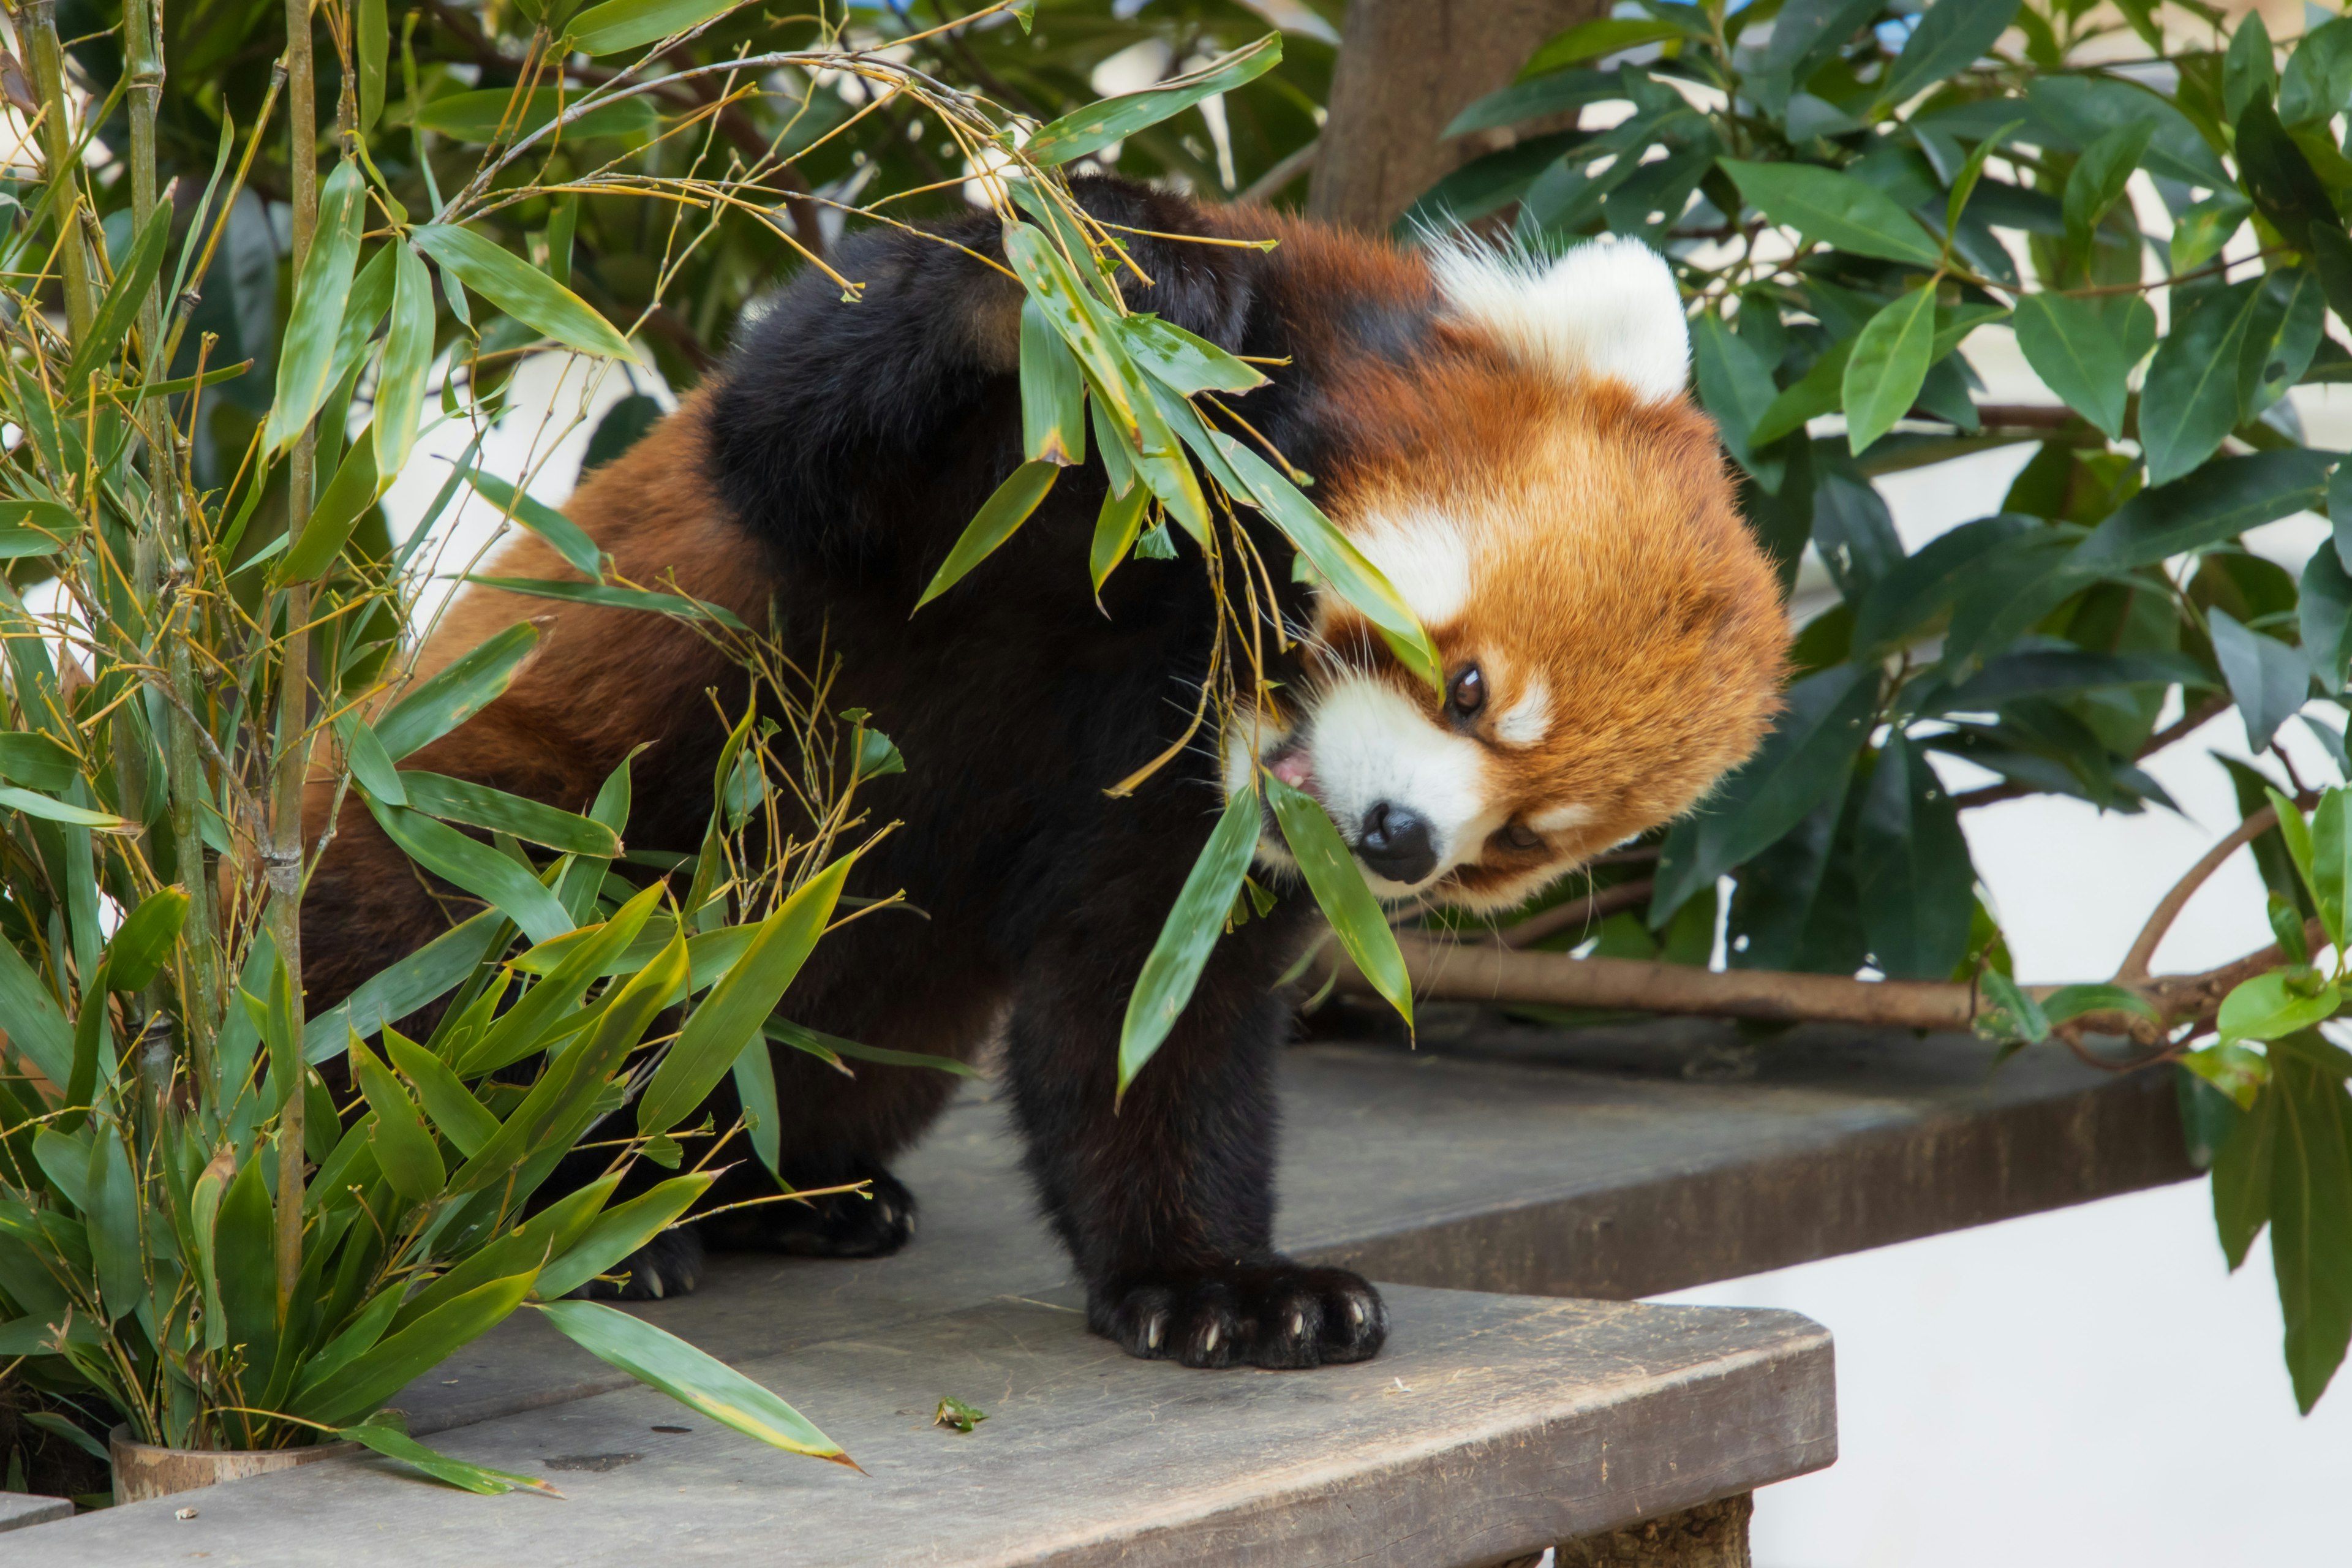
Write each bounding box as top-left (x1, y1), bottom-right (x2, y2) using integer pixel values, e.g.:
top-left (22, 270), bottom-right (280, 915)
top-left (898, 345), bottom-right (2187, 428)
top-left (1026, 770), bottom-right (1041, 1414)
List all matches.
top-left (646, 1270), bottom-right (664, 1300)
top-left (1145, 1314), bottom-right (1165, 1351)
top-left (1349, 1299), bottom-right (1365, 1325)
top-left (1202, 1324), bottom-right (1220, 1354)
top-left (1289, 1311), bottom-right (1305, 1340)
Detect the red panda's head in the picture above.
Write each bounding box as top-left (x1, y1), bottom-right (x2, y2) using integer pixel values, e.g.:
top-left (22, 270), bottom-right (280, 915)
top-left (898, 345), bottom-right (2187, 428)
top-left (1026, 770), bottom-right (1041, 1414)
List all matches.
top-left (1232, 235), bottom-right (1789, 915)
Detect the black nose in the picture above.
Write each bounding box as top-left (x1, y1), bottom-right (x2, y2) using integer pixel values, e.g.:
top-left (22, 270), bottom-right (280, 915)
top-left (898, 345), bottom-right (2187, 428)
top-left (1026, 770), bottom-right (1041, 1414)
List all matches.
top-left (1357, 801), bottom-right (1438, 886)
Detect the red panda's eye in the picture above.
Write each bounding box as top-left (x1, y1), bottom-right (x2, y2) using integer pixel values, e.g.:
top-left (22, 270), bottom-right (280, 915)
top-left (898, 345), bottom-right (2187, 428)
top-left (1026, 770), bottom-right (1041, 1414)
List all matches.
top-left (1448, 665), bottom-right (1484, 717)
top-left (1505, 821), bottom-right (1543, 850)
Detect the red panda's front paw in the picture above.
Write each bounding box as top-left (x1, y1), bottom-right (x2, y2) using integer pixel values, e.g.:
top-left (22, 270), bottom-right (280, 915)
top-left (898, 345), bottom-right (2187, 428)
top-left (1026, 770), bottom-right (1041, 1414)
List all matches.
top-left (1089, 1262), bottom-right (1387, 1370)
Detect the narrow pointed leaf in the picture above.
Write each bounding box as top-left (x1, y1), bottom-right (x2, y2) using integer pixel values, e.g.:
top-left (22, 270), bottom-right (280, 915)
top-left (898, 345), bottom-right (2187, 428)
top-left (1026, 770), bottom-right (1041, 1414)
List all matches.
top-left (914, 462), bottom-right (1058, 610)
top-left (1119, 788), bottom-right (1263, 1093)
top-left (1268, 775), bottom-right (1411, 1024)
top-left (459, 464), bottom-right (603, 578)
top-left (1025, 35), bottom-right (1283, 167)
top-left (375, 245), bottom-right (434, 479)
top-left (375, 623), bottom-right (541, 761)
top-left (1843, 287), bottom-right (1938, 455)
top-left (412, 224), bottom-right (635, 360)
top-left (535, 1172), bottom-right (717, 1300)
top-left (396, 771), bottom-right (620, 857)
top-left (265, 160), bottom-right (368, 454)
top-left (362, 796), bottom-right (574, 945)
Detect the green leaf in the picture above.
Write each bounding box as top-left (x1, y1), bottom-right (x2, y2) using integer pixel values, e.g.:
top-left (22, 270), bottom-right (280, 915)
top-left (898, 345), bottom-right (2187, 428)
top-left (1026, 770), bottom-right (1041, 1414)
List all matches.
top-left (1651, 663), bottom-right (1877, 923)
top-left (2311, 788), bottom-right (2351, 951)
top-left (83, 1121), bottom-right (142, 1321)
top-left (413, 88), bottom-right (657, 144)
top-left (2139, 279), bottom-right (2264, 486)
top-left (2269, 785), bottom-right (2318, 914)
top-left (1691, 314), bottom-right (1787, 489)
top-left (337, 1417), bottom-right (557, 1495)
top-left (2268, 1050), bottom-right (2352, 1412)
top-left (281, 423), bottom-right (382, 581)
top-left (1118, 787), bottom-right (1264, 1095)
top-left (375, 245), bottom-right (435, 481)
top-left (358, 0), bottom-right (388, 133)
top-left (363, 796), bottom-right (574, 946)
top-left (1020, 298), bottom-right (1087, 467)
top-left (308, 910), bottom-right (504, 1056)
top-left (1854, 731), bottom-right (1974, 980)
top-left (732, 1024), bottom-right (782, 1177)
top-left (567, 0), bottom-right (744, 55)
top-left (412, 225), bottom-right (635, 361)
top-left (2171, 191), bottom-right (2253, 274)
top-left (336, 714), bottom-right (407, 807)
top-left (1879, 0), bottom-right (2025, 110)
top-left (1842, 287), bottom-right (1938, 455)
top-left (2185, 1040), bottom-right (2272, 1111)
top-left (396, 771), bottom-right (620, 857)
top-left (105, 886), bottom-right (189, 993)
top-left (0, 729), bottom-right (77, 791)
top-left (2010, 293), bottom-right (2153, 441)
top-left (1112, 315), bottom-right (1265, 397)
top-left (265, 159), bottom-right (368, 455)
top-left (1219, 436), bottom-right (1444, 693)
top-left (914, 461), bottom-right (1059, 611)
top-left (2216, 971), bottom-right (2341, 1043)
top-left (1521, 17), bottom-right (1689, 76)
top-left (763, 1018), bottom-right (979, 1078)
top-left (457, 575), bottom-right (748, 631)
top-left (1267, 775), bottom-right (1411, 1025)
top-left (375, 624), bottom-right (541, 761)
top-left (0, 507), bottom-right (73, 558)
top-left (293, 1273), bottom-right (538, 1428)
top-left (2223, 11), bottom-right (2275, 125)
top-left (459, 464), bottom-right (603, 579)
top-left (2279, 17), bottom-right (2352, 127)
top-left (1025, 35), bottom-right (1284, 167)
top-left (2241, 267), bottom-right (2326, 418)
top-left (1088, 483), bottom-right (1152, 594)
top-left (350, 1034), bottom-right (447, 1204)
top-left (2040, 982), bottom-right (2164, 1028)
top-left (535, 1172), bottom-right (716, 1300)
top-left (459, 884), bottom-right (665, 1076)
top-left (638, 856), bottom-right (853, 1135)
top-left (0, 784), bottom-right (132, 829)
top-left (1976, 970), bottom-right (2049, 1043)
top-left (1720, 159), bottom-right (1943, 269)
top-left (2215, 1079), bottom-right (2277, 1269)
top-left (2075, 450), bottom-right (2335, 570)
top-left (2060, 121), bottom-right (2153, 253)
top-left (2209, 608), bottom-right (2312, 753)
top-left (383, 1029), bottom-right (500, 1157)
top-left (64, 203), bottom-right (173, 388)
top-left (536, 1298), bottom-right (850, 1461)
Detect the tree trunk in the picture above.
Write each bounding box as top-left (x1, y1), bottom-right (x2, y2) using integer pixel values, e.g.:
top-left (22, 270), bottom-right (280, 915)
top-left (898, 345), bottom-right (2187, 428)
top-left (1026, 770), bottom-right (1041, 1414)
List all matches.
top-left (1308, 0), bottom-right (1610, 233)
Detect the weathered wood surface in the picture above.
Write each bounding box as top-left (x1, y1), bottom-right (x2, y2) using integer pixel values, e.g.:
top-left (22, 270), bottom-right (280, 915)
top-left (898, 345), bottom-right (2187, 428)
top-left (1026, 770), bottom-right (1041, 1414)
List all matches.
top-left (1286, 1015), bottom-right (2194, 1297)
top-left (0, 1493), bottom-right (74, 1533)
top-left (27, 1289), bottom-right (1831, 1567)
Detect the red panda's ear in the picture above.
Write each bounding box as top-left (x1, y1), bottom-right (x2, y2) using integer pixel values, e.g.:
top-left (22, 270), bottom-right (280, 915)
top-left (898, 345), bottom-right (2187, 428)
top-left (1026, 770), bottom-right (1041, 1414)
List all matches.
top-left (1428, 237), bottom-right (1690, 404)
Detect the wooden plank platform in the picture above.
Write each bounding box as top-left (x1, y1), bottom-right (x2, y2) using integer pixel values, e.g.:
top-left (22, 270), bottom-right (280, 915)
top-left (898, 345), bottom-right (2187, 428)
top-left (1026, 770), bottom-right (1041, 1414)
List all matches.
top-left (15, 1016), bottom-right (2187, 1561)
top-left (28, 1287), bottom-right (1833, 1568)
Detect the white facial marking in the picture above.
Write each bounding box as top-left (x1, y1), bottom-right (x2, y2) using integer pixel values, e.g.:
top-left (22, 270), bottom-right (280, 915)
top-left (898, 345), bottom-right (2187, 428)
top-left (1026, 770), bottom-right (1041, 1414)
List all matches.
top-left (1428, 235), bottom-right (1689, 403)
top-left (1309, 672), bottom-right (1487, 894)
top-left (1529, 802), bottom-right (1591, 834)
top-left (1350, 510), bottom-right (1471, 628)
top-left (1495, 676), bottom-right (1551, 746)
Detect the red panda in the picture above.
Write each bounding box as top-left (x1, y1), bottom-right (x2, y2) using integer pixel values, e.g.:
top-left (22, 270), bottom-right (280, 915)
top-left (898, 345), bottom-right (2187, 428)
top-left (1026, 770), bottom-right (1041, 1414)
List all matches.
top-left (300, 179), bottom-right (1787, 1370)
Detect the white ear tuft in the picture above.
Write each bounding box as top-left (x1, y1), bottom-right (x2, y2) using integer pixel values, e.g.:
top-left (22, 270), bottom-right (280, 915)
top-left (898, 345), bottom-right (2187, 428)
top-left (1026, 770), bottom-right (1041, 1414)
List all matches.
top-left (1428, 236), bottom-right (1690, 403)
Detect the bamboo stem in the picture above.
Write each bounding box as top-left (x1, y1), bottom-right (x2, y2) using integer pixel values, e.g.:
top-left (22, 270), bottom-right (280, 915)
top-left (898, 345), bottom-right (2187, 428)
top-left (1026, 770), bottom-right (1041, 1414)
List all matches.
top-left (271, 0), bottom-right (320, 1317)
top-left (21, 0), bottom-right (96, 339)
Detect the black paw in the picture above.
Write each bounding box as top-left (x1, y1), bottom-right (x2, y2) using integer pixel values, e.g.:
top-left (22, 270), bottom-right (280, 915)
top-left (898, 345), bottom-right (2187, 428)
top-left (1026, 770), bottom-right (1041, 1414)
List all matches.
top-left (570, 1225), bottom-right (706, 1301)
top-left (1089, 1262), bottom-right (1387, 1370)
top-left (701, 1163), bottom-right (916, 1259)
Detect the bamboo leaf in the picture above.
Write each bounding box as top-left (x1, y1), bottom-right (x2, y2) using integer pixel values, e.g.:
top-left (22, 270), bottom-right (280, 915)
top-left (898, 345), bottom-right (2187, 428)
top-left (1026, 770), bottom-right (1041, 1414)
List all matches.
top-left (396, 771), bottom-right (620, 858)
top-left (265, 159), bottom-right (368, 454)
top-left (1024, 35), bottom-right (1283, 167)
top-left (413, 88), bottom-right (657, 144)
top-left (0, 784), bottom-right (133, 829)
top-left (337, 1416), bottom-right (559, 1496)
top-left (458, 463), bottom-right (603, 578)
top-left (568, 0), bottom-right (745, 55)
top-left (732, 1026), bottom-right (782, 1176)
top-left (375, 623), bottom-right (541, 761)
top-left (358, 0), bottom-right (388, 132)
top-left (914, 461), bottom-right (1058, 610)
top-left (638, 856), bottom-right (853, 1134)
top-left (535, 1172), bottom-right (716, 1300)
top-left (375, 245), bottom-right (434, 480)
top-left (104, 886), bottom-right (188, 993)
top-left (383, 1028), bottom-right (500, 1157)
top-left (1020, 297), bottom-right (1087, 467)
top-left (1267, 775), bottom-right (1411, 1025)
top-left (64, 203), bottom-right (173, 388)
top-left (362, 796), bottom-right (575, 945)
top-left (281, 420), bottom-right (382, 581)
top-left (535, 1298), bottom-right (851, 1463)
top-left (214, 1153), bottom-right (279, 1375)
top-left (350, 1033), bottom-right (447, 1204)
top-left (762, 1019), bottom-right (980, 1077)
top-left (1089, 483), bottom-right (1151, 594)
top-left (458, 575), bottom-right (747, 630)
top-left (83, 1120), bottom-right (143, 1321)
top-left (412, 224), bottom-right (636, 361)
top-left (458, 883), bottom-right (665, 1077)
top-left (1113, 314), bottom-right (1266, 396)
top-left (292, 1273), bottom-right (539, 1428)
top-left (0, 935), bottom-right (72, 1087)
top-left (307, 910), bottom-right (504, 1058)
top-left (1118, 786), bottom-right (1262, 1095)
top-left (337, 714), bottom-right (407, 806)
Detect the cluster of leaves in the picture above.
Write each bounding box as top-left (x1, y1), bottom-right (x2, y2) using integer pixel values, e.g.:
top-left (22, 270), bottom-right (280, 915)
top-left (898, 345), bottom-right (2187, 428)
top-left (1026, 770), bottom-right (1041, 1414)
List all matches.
top-left (0, 0), bottom-right (1254, 1486)
top-left (1424, 0), bottom-right (2352, 1407)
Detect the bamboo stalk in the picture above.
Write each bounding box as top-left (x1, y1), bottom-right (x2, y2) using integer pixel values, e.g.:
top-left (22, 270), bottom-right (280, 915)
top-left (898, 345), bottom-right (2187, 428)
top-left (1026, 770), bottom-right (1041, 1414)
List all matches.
top-left (20, 0), bottom-right (95, 339)
top-left (271, 0), bottom-right (320, 1317)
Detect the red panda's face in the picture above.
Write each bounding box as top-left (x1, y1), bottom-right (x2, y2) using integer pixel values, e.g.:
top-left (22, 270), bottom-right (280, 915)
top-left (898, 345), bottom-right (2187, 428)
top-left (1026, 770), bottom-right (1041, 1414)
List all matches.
top-left (1230, 238), bottom-right (1789, 916)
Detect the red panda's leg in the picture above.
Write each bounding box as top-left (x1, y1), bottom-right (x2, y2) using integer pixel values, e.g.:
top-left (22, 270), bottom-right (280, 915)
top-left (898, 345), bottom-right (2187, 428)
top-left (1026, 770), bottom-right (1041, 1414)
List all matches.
top-left (1001, 894), bottom-right (1389, 1370)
